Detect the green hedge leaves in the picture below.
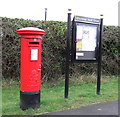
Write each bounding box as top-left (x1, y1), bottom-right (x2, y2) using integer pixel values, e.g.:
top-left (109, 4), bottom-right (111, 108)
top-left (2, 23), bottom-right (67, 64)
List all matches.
top-left (2, 17), bottom-right (119, 81)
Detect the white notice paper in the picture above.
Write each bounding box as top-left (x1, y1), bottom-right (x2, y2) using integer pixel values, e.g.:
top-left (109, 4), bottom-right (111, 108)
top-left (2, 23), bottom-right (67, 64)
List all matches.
top-left (76, 53), bottom-right (84, 56)
top-left (31, 49), bottom-right (38, 60)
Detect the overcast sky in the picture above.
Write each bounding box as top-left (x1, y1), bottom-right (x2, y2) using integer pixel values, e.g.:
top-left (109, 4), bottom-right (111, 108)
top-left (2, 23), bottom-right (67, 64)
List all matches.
top-left (0, 0), bottom-right (119, 26)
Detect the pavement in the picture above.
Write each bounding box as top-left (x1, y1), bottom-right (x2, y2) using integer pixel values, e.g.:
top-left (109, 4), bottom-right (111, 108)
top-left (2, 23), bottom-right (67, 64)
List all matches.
top-left (41, 100), bottom-right (119, 116)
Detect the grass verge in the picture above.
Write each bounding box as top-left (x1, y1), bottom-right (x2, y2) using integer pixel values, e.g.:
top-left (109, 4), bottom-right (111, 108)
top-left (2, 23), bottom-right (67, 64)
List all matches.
top-left (2, 75), bottom-right (118, 115)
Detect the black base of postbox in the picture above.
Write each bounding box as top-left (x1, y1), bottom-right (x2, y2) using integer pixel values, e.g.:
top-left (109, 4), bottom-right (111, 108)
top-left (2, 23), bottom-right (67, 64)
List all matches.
top-left (20, 91), bottom-right (40, 110)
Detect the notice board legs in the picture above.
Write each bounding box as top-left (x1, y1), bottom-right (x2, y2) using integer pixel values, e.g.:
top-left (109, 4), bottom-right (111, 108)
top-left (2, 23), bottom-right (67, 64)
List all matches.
top-left (97, 62), bottom-right (101, 95)
top-left (65, 64), bottom-right (69, 98)
top-left (64, 9), bottom-right (71, 99)
top-left (96, 18), bottom-right (103, 95)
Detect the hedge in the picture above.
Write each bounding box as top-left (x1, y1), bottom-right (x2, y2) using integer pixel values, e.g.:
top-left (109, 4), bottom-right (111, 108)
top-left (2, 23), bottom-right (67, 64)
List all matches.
top-left (1, 17), bottom-right (120, 81)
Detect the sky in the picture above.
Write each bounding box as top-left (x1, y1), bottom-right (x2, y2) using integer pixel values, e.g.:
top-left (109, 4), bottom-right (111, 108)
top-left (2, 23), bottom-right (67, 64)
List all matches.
top-left (0, 0), bottom-right (119, 26)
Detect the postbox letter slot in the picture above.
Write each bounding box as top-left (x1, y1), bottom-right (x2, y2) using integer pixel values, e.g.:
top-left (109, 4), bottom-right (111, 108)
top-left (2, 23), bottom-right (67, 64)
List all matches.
top-left (29, 42), bottom-right (39, 44)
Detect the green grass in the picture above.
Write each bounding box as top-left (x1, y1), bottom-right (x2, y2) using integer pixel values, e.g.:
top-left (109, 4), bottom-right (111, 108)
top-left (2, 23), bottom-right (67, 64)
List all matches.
top-left (2, 76), bottom-right (118, 115)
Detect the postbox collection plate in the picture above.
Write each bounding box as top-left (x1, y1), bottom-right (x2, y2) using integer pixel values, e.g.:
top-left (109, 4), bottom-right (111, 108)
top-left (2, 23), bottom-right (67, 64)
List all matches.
top-left (31, 49), bottom-right (38, 61)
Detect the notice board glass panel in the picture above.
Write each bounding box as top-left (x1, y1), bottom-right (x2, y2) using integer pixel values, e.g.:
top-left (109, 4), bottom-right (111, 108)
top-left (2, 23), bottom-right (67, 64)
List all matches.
top-left (75, 23), bottom-right (99, 61)
top-left (76, 23), bottom-right (98, 52)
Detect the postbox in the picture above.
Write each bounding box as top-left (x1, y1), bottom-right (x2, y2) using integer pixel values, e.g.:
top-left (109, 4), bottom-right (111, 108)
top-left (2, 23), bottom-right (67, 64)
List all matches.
top-left (17, 27), bottom-right (45, 110)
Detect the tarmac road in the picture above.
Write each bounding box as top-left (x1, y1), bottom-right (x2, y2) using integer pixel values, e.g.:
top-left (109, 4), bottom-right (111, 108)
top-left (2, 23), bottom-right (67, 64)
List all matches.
top-left (42, 100), bottom-right (119, 116)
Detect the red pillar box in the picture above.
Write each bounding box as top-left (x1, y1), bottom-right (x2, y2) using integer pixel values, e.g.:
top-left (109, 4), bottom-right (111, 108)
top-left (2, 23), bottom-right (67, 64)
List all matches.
top-left (17, 27), bottom-right (45, 110)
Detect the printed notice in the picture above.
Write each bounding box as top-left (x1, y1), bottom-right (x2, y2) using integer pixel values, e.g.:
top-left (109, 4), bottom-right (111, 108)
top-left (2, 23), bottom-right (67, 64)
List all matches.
top-left (31, 49), bottom-right (38, 60)
top-left (76, 52), bottom-right (84, 59)
top-left (76, 52), bottom-right (84, 56)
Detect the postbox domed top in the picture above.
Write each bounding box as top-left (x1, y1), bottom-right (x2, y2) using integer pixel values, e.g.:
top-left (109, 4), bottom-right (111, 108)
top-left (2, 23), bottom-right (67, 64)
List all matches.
top-left (17, 27), bottom-right (45, 35)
